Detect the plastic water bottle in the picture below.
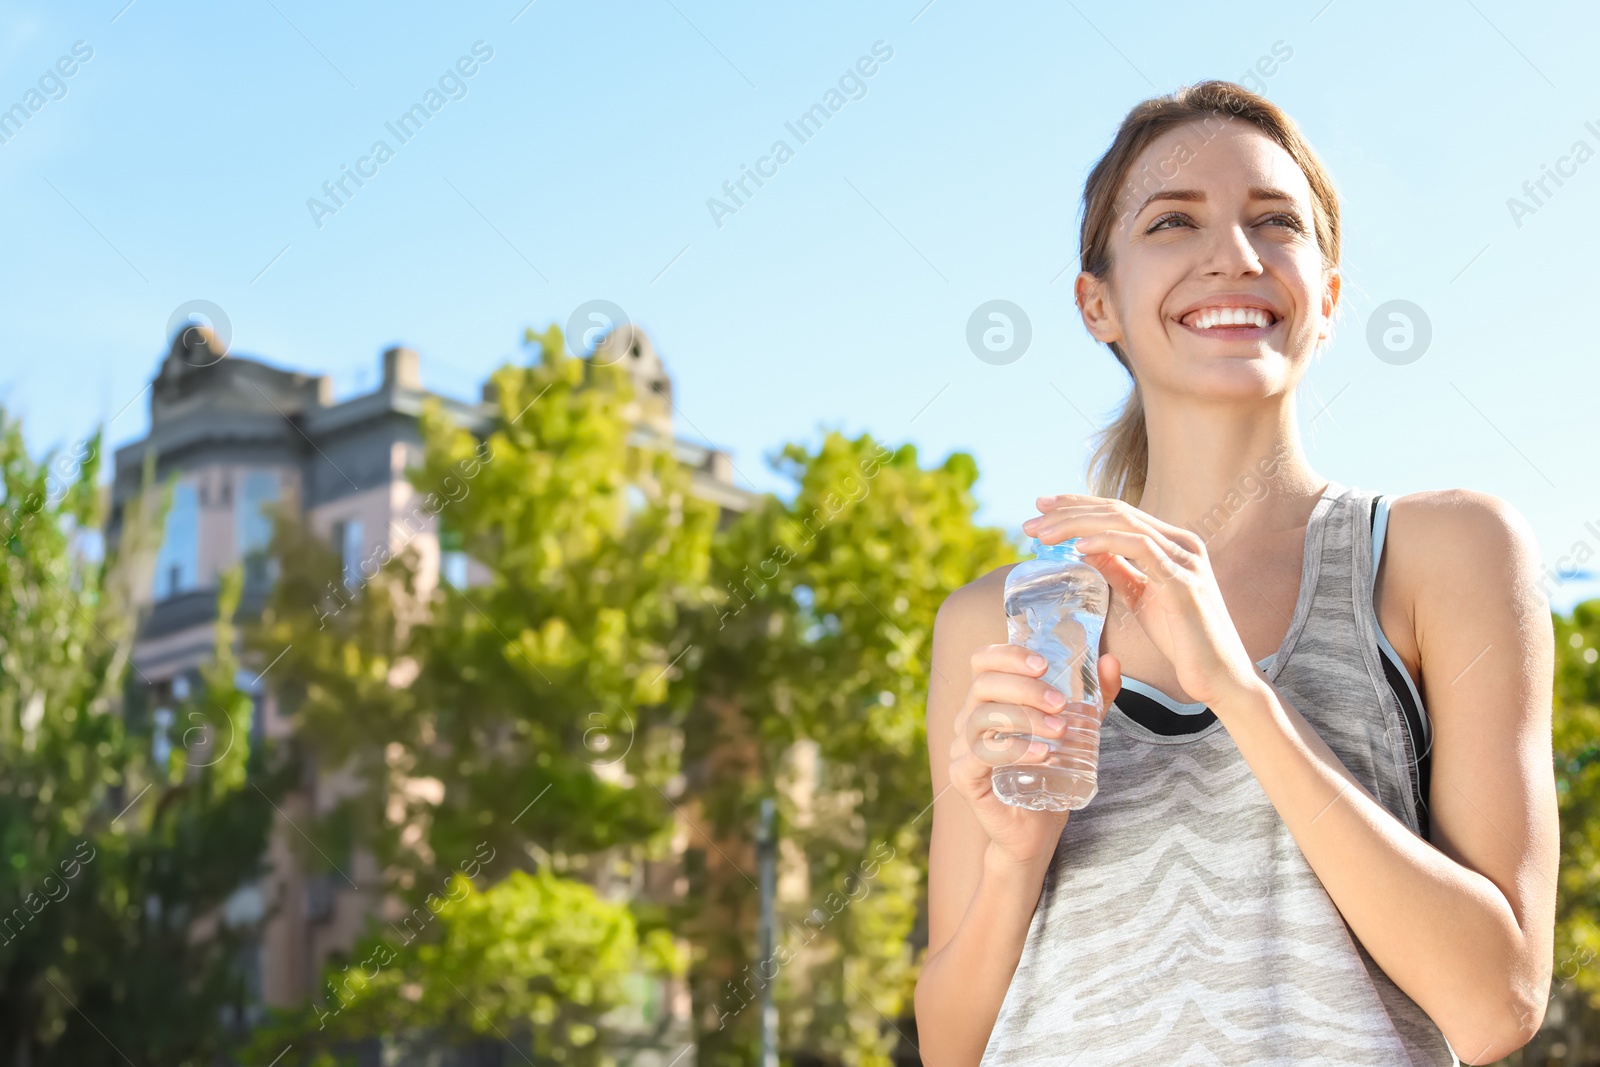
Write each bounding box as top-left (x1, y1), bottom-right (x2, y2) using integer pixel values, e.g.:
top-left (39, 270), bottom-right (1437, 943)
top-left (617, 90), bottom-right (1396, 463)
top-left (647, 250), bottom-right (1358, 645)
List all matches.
top-left (991, 536), bottom-right (1111, 812)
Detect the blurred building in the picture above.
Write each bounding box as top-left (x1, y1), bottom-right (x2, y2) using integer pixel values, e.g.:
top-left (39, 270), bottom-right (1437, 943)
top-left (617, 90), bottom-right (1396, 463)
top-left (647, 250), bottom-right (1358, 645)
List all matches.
top-left (106, 321), bottom-right (758, 1057)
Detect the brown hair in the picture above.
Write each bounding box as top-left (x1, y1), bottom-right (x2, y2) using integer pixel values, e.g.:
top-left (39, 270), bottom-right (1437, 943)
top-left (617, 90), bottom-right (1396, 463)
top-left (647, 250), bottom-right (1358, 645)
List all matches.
top-left (1077, 80), bottom-right (1341, 504)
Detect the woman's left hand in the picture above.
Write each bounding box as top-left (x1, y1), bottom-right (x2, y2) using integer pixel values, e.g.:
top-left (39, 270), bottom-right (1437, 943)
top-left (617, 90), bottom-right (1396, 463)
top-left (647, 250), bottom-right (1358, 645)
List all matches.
top-left (1021, 493), bottom-right (1264, 710)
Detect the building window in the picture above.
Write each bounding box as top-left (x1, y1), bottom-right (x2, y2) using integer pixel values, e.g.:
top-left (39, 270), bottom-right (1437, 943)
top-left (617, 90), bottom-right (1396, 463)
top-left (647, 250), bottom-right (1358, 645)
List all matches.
top-left (333, 519), bottom-right (364, 590)
top-left (153, 480), bottom-right (199, 599)
top-left (236, 471), bottom-right (280, 587)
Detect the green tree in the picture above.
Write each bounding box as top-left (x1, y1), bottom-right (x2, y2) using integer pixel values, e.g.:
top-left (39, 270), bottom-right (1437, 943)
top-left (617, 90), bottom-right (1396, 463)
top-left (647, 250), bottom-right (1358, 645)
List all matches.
top-left (246, 325), bottom-right (719, 1057)
top-left (243, 864), bottom-right (686, 1065)
top-left (0, 407), bottom-right (292, 1066)
top-left (674, 432), bottom-right (1015, 1066)
top-left (1503, 598), bottom-right (1600, 1065)
top-left (1552, 599), bottom-right (1600, 994)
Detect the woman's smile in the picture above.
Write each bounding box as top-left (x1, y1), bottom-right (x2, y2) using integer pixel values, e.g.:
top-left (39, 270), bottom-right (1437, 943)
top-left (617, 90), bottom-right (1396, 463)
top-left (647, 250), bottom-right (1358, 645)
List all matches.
top-left (1170, 293), bottom-right (1287, 345)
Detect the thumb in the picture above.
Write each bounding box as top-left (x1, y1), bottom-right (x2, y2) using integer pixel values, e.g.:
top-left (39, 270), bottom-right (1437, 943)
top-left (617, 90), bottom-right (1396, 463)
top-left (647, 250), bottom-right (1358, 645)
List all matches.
top-left (1097, 652), bottom-right (1122, 710)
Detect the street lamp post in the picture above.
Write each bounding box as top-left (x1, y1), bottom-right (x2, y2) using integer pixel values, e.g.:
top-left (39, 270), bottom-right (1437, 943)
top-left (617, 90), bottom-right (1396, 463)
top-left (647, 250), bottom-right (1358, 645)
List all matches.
top-left (756, 796), bottom-right (778, 1067)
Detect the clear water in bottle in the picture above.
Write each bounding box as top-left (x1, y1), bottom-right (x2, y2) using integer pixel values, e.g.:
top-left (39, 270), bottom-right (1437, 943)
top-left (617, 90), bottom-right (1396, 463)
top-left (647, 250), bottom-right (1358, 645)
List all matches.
top-left (991, 536), bottom-right (1111, 812)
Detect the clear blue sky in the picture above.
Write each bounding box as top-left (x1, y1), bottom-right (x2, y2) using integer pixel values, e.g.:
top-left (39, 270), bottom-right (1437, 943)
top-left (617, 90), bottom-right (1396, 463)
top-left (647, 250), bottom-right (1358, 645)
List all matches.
top-left (2, 0), bottom-right (1596, 611)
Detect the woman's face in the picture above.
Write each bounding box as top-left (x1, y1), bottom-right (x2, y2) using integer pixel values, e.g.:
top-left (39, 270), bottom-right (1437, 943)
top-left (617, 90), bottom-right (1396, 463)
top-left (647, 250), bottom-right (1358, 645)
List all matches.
top-left (1076, 117), bottom-right (1339, 401)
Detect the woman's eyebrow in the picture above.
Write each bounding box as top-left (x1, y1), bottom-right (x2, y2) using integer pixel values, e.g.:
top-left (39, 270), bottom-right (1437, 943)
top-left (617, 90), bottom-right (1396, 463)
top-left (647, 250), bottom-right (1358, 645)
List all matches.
top-left (1134, 186), bottom-right (1299, 216)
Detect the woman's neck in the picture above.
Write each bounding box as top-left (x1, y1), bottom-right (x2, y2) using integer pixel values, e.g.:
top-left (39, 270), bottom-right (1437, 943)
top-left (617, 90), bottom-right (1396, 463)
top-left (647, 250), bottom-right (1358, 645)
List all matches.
top-left (1133, 393), bottom-right (1325, 554)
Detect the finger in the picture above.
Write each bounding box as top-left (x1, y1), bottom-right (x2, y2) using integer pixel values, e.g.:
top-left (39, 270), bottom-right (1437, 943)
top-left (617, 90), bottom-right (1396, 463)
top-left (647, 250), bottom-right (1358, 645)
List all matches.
top-left (969, 645), bottom-right (1107, 714)
top-left (1072, 529), bottom-right (1190, 586)
top-left (964, 701), bottom-right (1073, 766)
top-left (1073, 548), bottom-right (1150, 607)
top-left (952, 748), bottom-right (1048, 796)
top-left (1036, 493), bottom-right (1200, 549)
top-left (1097, 653), bottom-right (1122, 723)
top-left (1036, 492), bottom-right (1100, 508)
top-left (951, 648), bottom-right (1057, 739)
top-left (951, 684), bottom-right (1071, 764)
top-left (969, 669), bottom-right (1071, 715)
top-left (1022, 500), bottom-right (1109, 539)
top-left (1029, 500), bottom-right (1193, 565)
top-left (960, 726), bottom-right (1062, 767)
top-left (1100, 652), bottom-right (1126, 726)
top-left (1025, 502), bottom-right (1123, 540)
top-left (970, 642), bottom-right (1051, 678)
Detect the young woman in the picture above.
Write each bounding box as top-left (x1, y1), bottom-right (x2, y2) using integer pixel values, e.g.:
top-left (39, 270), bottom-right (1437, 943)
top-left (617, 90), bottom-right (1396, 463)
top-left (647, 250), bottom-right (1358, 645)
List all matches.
top-left (914, 80), bottom-right (1558, 1066)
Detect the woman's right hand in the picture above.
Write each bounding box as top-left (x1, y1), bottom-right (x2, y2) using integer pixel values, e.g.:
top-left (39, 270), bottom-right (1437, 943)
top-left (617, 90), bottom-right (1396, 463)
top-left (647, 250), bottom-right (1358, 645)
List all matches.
top-left (948, 645), bottom-right (1122, 868)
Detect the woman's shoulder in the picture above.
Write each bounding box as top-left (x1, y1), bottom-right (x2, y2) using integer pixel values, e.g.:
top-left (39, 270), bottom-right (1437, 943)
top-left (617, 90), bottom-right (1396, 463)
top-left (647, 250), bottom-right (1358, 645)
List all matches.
top-left (1382, 488), bottom-right (1540, 578)
top-left (1380, 488), bottom-right (1546, 647)
top-left (932, 562), bottom-right (1020, 655)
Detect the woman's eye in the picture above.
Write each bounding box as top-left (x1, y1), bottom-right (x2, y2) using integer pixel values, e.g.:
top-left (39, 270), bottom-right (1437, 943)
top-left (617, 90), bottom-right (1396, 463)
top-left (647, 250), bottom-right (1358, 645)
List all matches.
top-left (1146, 213), bottom-right (1190, 233)
top-left (1145, 211), bottom-right (1304, 234)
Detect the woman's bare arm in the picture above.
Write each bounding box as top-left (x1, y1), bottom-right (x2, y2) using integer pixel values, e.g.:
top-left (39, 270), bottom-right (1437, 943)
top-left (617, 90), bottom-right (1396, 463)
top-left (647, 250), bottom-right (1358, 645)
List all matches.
top-left (915, 561), bottom-right (1124, 1064)
top-left (1203, 490), bottom-right (1558, 1063)
top-left (914, 569), bottom-right (1052, 1067)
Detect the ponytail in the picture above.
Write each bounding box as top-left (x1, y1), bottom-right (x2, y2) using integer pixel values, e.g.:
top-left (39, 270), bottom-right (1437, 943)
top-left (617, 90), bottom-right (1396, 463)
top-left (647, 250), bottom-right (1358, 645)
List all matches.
top-left (1086, 372), bottom-right (1147, 505)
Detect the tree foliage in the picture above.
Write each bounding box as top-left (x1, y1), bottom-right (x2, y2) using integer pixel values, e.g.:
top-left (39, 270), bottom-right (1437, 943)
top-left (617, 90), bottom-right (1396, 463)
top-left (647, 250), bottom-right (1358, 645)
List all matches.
top-left (1551, 600), bottom-right (1600, 1002)
top-left (242, 861), bottom-right (686, 1066)
top-left (675, 431), bottom-right (1014, 1065)
top-left (246, 325), bottom-right (720, 1058)
top-left (0, 407), bottom-right (291, 1066)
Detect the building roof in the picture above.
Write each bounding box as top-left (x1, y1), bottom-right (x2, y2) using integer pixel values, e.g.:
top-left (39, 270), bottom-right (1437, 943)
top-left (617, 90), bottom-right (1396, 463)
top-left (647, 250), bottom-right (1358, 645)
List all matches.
top-left (115, 322), bottom-right (763, 665)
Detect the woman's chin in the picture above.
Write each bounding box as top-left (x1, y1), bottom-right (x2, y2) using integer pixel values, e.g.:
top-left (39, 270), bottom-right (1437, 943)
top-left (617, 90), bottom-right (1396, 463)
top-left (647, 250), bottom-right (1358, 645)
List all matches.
top-left (1166, 353), bottom-right (1300, 397)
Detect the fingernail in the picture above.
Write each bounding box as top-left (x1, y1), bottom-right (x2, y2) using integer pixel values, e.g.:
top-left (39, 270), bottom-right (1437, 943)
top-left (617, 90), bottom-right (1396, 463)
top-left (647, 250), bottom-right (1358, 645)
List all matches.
top-left (1045, 688), bottom-right (1065, 707)
top-left (1026, 654), bottom-right (1047, 670)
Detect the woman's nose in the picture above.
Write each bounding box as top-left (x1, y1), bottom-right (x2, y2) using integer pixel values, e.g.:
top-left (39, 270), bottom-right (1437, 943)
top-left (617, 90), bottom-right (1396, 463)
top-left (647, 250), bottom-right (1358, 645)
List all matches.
top-left (1201, 225), bottom-right (1264, 276)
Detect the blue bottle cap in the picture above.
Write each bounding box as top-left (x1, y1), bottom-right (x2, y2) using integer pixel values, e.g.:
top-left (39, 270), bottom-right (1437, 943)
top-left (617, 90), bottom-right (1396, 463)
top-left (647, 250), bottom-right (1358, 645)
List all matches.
top-left (1032, 536), bottom-right (1083, 560)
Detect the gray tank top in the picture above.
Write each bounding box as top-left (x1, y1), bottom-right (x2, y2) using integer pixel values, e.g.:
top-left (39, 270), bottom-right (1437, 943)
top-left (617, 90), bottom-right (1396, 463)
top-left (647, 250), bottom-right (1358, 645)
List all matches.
top-left (979, 481), bottom-right (1457, 1066)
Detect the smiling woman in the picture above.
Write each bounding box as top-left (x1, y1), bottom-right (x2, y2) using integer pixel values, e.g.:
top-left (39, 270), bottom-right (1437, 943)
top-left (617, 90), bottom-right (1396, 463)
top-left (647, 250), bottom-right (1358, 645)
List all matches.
top-left (914, 80), bottom-right (1558, 1067)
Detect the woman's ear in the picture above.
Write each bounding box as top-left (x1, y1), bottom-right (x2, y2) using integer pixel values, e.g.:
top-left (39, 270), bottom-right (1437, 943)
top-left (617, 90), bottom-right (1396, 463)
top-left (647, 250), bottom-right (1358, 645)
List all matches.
top-left (1076, 271), bottom-right (1123, 345)
top-left (1317, 267), bottom-right (1341, 343)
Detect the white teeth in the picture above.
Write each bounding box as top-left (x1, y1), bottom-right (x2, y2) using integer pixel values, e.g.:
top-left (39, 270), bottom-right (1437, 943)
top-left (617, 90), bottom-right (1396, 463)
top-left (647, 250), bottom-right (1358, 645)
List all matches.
top-left (1185, 306), bottom-right (1274, 330)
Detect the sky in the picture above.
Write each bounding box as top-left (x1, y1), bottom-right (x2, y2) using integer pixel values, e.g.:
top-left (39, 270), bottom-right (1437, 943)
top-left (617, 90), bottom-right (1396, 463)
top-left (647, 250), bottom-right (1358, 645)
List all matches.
top-left (1, 0), bottom-right (1597, 613)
